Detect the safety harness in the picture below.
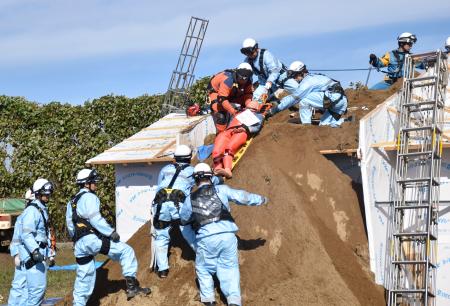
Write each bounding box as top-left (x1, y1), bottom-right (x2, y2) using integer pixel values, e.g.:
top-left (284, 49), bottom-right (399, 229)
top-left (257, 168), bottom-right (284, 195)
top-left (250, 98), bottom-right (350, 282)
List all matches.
top-left (22, 202), bottom-right (50, 269)
top-left (190, 184), bottom-right (234, 233)
top-left (152, 163), bottom-right (189, 229)
top-left (248, 49), bottom-right (287, 84)
top-left (385, 49), bottom-right (406, 83)
top-left (71, 191), bottom-right (111, 265)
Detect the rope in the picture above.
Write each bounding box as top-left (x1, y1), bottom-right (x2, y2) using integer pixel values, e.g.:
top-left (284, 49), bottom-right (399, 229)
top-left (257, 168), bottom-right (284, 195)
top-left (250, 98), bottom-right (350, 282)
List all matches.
top-left (309, 68), bottom-right (375, 72)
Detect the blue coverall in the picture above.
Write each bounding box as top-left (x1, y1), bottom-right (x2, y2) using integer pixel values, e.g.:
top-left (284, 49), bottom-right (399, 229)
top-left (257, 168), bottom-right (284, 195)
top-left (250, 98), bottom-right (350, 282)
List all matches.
top-left (151, 162), bottom-right (197, 272)
top-left (66, 188), bottom-right (138, 306)
top-left (8, 214), bottom-right (28, 306)
top-left (278, 74), bottom-right (348, 127)
top-left (180, 183), bottom-right (266, 306)
top-left (18, 200), bottom-right (51, 306)
top-left (245, 49), bottom-right (285, 102)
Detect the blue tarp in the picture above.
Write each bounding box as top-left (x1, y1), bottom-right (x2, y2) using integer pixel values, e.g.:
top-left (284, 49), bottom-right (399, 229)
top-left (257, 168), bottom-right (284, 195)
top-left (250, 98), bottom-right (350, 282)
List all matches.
top-left (48, 261), bottom-right (104, 271)
top-left (197, 144), bottom-right (214, 161)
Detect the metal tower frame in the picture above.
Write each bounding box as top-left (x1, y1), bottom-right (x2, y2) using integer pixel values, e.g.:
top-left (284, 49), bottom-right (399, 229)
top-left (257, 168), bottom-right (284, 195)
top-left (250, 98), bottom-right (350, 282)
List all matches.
top-left (387, 50), bottom-right (448, 306)
top-left (161, 16), bottom-right (209, 115)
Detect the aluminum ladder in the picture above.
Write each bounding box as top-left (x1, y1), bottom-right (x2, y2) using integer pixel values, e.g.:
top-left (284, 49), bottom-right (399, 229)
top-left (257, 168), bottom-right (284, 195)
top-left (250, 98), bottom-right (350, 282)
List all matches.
top-left (387, 50), bottom-right (448, 306)
top-left (161, 17), bottom-right (208, 115)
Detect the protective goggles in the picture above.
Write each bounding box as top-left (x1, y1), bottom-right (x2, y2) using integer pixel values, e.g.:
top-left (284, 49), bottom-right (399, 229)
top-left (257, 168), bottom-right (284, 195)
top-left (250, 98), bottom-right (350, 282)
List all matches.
top-left (39, 182), bottom-right (54, 195)
top-left (193, 171), bottom-right (213, 180)
top-left (240, 47), bottom-right (256, 56)
top-left (86, 169), bottom-right (101, 183)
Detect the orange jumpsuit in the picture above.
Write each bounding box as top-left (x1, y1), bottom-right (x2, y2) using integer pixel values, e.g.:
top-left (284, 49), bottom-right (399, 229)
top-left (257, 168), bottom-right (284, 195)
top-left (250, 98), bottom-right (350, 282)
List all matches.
top-left (212, 109), bottom-right (264, 177)
top-left (208, 70), bottom-right (253, 133)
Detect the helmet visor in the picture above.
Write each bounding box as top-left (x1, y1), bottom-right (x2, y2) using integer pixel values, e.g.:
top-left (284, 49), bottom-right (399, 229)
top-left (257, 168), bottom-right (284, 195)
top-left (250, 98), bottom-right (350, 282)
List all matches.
top-left (87, 169), bottom-right (101, 183)
top-left (40, 182), bottom-right (54, 195)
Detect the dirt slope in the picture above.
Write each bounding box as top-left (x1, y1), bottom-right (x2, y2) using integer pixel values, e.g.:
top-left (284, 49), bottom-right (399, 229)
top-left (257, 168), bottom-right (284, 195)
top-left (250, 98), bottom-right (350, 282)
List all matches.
top-left (59, 85), bottom-right (402, 306)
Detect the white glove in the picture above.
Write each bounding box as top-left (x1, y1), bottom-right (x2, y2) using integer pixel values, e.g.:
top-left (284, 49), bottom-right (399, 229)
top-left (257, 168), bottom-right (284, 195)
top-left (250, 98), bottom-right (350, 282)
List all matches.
top-left (264, 82), bottom-right (272, 90)
top-left (14, 254), bottom-right (21, 267)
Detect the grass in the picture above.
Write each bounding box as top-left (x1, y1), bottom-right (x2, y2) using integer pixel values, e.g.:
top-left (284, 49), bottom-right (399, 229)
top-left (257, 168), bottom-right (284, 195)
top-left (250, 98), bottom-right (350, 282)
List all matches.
top-left (0, 244), bottom-right (108, 304)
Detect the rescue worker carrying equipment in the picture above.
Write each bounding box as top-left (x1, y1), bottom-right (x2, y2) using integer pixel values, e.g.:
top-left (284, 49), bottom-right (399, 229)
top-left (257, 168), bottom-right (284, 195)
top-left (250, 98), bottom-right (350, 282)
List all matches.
top-left (151, 145), bottom-right (197, 278)
top-left (16, 178), bottom-right (55, 306)
top-left (241, 38), bottom-right (287, 103)
top-left (212, 100), bottom-right (264, 179)
top-left (66, 168), bottom-right (150, 305)
top-left (266, 60), bottom-right (348, 127)
top-left (208, 63), bottom-right (253, 133)
top-left (180, 163), bottom-right (268, 306)
top-left (369, 32), bottom-right (424, 90)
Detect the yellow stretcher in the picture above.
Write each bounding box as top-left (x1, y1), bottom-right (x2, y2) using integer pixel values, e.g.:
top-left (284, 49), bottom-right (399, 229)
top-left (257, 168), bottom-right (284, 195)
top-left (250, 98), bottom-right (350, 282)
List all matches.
top-left (231, 138), bottom-right (253, 169)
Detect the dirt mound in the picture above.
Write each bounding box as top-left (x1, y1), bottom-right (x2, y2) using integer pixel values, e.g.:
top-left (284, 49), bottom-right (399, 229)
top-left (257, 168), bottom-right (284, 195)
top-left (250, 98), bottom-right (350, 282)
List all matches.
top-left (59, 86), bottom-right (399, 306)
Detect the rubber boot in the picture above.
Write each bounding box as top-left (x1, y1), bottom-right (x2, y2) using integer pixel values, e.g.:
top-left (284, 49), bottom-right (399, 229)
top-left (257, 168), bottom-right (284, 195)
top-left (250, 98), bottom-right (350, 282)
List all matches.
top-left (158, 269), bottom-right (169, 278)
top-left (125, 276), bottom-right (151, 300)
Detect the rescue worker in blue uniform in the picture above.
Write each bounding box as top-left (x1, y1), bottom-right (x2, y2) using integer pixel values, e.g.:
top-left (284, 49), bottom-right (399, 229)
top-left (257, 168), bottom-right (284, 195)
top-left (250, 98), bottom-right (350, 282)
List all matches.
top-left (17, 179), bottom-right (54, 306)
top-left (369, 32), bottom-right (424, 90)
top-left (151, 144), bottom-right (196, 278)
top-left (266, 60), bottom-right (348, 127)
top-left (180, 163), bottom-right (268, 306)
top-left (7, 189), bottom-right (33, 306)
top-left (241, 38), bottom-right (287, 103)
top-left (66, 168), bottom-right (150, 305)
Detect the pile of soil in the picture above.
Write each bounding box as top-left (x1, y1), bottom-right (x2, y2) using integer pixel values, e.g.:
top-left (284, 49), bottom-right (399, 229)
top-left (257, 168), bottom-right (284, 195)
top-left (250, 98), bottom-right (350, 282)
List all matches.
top-left (59, 85), bottom-right (401, 306)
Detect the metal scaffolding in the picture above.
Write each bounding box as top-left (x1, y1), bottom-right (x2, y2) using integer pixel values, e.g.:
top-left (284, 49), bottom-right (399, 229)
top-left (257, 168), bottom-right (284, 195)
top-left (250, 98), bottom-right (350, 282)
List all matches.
top-left (161, 16), bottom-right (209, 115)
top-left (387, 50), bottom-right (448, 306)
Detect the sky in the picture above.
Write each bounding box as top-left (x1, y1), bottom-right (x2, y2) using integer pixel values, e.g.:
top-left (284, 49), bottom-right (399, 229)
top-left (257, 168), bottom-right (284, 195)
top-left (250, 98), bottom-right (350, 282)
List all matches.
top-left (0, 0), bottom-right (449, 105)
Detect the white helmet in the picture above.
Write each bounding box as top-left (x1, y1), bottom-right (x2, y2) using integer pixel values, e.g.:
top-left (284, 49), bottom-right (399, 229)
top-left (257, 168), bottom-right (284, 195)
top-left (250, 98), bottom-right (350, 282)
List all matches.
top-left (25, 189), bottom-right (35, 201)
top-left (193, 163), bottom-right (213, 180)
top-left (397, 32), bottom-right (417, 44)
top-left (288, 61), bottom-right (306, 72)
top-left (241, 38), bottom-right (258, 55)
top-left (76, 168), bottom-right (100, 185)
top-left (174, 145), bottom-right (192, 162)
top-left (32, 178), bottom-right (54, 196)
top-left (236, 62), bottom-right (253, 82)
top-left (242, 38), bottom-right (257, 48)
top-left (445, 36), bottom-right (450, 48)
top-left (237, 62), bottom-right (252, 71)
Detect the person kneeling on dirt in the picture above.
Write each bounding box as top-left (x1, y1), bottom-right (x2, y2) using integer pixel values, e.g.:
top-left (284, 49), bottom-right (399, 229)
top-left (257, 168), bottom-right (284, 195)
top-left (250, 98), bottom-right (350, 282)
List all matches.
top-left (208, 63), bottom-right (254, 133)
top-left (66, 168), bottom-right (150, 305)
top-left (180, 163), bottom-right (268, 306)
top-left (212, 100), bottom-right (264, 179)
top-left (266, 60), bottom-right (348, 127)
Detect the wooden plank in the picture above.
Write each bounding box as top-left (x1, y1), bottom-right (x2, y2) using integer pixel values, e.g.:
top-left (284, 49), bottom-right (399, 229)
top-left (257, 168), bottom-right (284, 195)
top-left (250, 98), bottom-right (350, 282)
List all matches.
top-left (86, 156), bottom-right (174, 165)
top-left (319, 148), bottom-right (357, 155)
top-left (123, 136), bottom-right (176, 142)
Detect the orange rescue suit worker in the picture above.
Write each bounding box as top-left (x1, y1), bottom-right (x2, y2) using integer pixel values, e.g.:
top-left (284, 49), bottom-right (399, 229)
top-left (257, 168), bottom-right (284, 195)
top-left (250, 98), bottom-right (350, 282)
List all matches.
top-left (208, 63), bottom-right (254, 133)
top-left (212, 100), bottom-right (264, 179)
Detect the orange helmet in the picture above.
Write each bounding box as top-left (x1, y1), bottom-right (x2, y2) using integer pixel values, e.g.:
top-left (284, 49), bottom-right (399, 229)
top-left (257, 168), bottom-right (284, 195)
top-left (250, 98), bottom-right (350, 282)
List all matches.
top-left (246, 100), bottom-right (260, 111)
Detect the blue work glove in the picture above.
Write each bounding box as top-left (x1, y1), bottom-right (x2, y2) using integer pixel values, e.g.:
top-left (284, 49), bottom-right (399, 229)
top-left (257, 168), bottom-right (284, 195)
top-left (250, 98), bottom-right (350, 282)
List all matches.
top-left (31, 249), bottom-right (44, 263)
top-left (110, 231), bottom-right (120, 242)
top-left (261, 197), bottom-right (269, 205)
